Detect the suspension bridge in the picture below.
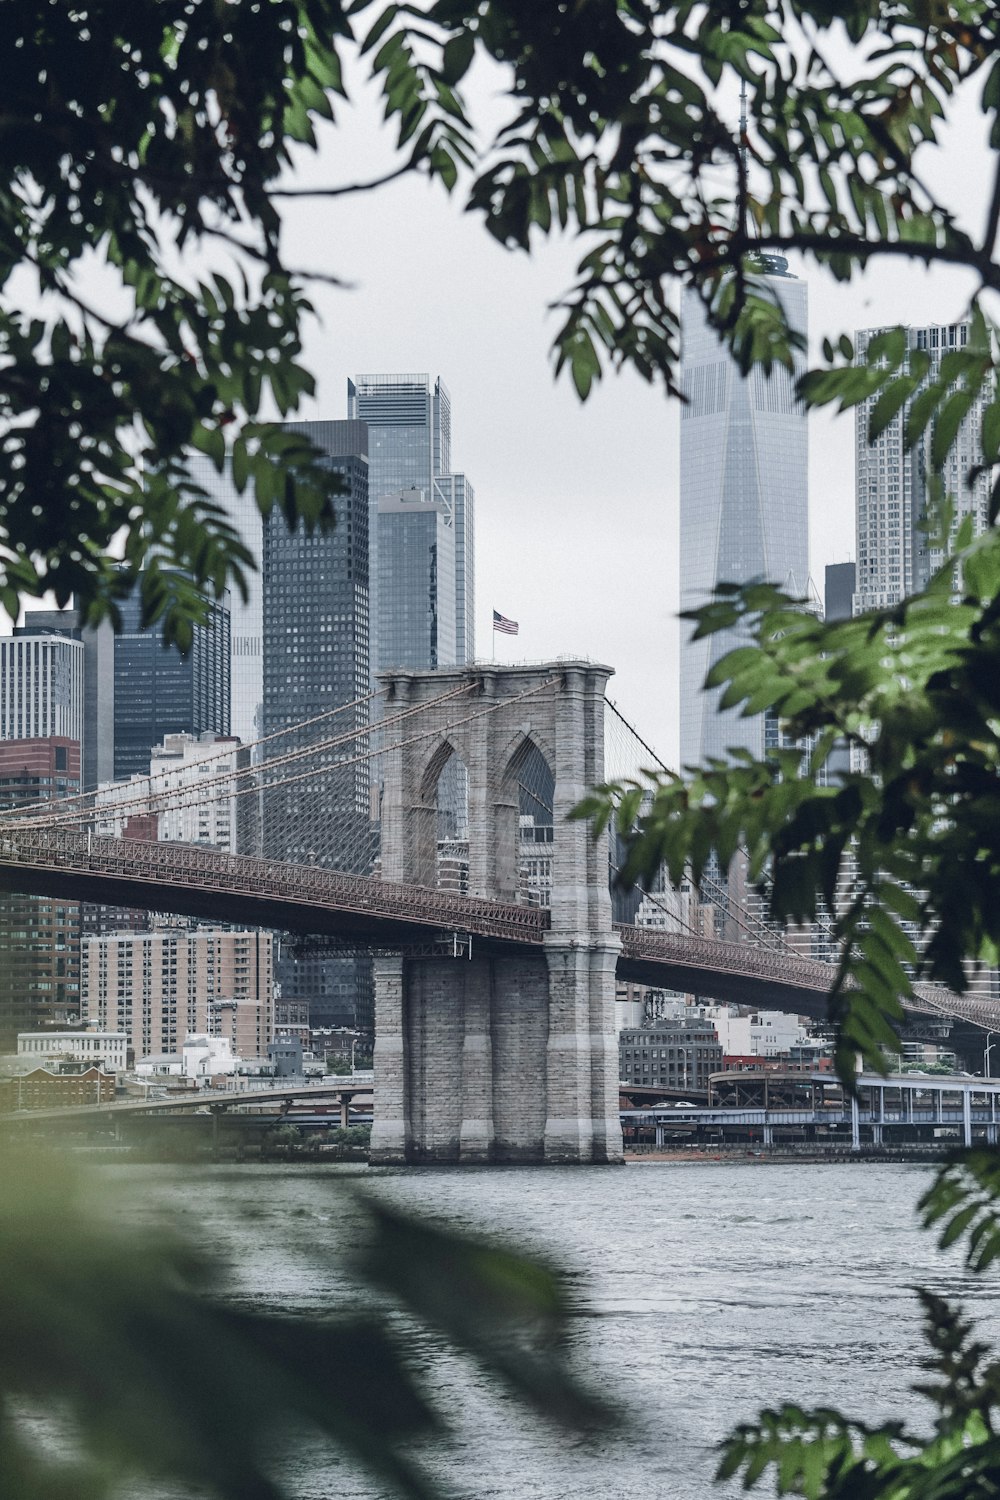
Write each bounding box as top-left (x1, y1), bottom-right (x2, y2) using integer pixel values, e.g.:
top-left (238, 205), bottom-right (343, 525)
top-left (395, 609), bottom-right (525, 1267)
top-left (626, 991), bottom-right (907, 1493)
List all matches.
top-left (0, 660), bottom-right (992, 1162)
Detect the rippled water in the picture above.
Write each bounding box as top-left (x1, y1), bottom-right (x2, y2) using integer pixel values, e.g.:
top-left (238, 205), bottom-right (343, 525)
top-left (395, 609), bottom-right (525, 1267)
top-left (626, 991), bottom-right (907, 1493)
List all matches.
top-left (112, 1160), bottom-right (1000, 1499)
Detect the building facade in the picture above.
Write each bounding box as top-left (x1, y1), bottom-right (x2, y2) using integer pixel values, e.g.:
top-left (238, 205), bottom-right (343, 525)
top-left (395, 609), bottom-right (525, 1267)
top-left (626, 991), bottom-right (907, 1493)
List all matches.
top-left (183, 456), bottom-right (265, 748)
top-left (619, 1020), bottom-right (723, 1092)
top-left (348, 373), bottom-right (475, 673)
top-left (0, 634), bottom-right (84, 747)
top-left (0, 737), bottom-right (82, 1044)
top-left (260, 419), bottom-right (371, 870)
top-left (114, 581), bottom-right (231, 780)
top-left (16, 607), bottom-right (115, 790)
top-left (82, 927), bottom-right (274, 1061)
top-left (95, 731), bottom-right (243, 851)
top-left (377, 489), bottom-right (456, 669)
top-left (678, 262), bottom-right (809, 767)
top-left (853, 321), bottom-right (991, 611)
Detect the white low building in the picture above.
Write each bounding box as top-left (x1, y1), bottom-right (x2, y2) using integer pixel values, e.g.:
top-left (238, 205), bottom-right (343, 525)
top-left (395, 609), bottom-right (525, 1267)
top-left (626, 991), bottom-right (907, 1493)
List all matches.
top-left (704, 1006), bottom-right (812, 1059)
top-left (136, 1034), bottom-right (239, 1081)
top-left (17, 1031), bottom-right (128, 1073)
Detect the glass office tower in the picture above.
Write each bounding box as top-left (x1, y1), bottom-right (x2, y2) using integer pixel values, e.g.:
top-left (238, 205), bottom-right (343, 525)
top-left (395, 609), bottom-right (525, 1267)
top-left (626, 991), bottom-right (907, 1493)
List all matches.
top-left (260, 419), bottom-right (371, 869)
top-left (260, 419), bottom-right (374, 1032)
top-left (113, 582), bottom-right (231, 780)
top-left (679, 260), bottom-right (809, 768)
top-left (184, 455), bottom-right (265, 749)
top-left (377, 491), bottom-right (456, 669)
top-left (348, 374), bottom-right (474, 671)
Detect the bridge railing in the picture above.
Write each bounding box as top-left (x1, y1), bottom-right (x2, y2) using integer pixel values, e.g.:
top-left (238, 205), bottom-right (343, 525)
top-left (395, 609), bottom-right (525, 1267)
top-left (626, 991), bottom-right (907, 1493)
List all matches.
top-left (0, 828), bottom-right (551, 944)
top-left (616, 923), bottom-right (994, 1025)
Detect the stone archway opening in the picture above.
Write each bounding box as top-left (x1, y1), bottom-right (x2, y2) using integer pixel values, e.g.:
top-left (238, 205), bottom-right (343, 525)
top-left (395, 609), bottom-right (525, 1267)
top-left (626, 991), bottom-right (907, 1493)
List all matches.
top-left (419, 743), bottom-right (470, 893)
top-left (500, 739), bottom-right (555, 908)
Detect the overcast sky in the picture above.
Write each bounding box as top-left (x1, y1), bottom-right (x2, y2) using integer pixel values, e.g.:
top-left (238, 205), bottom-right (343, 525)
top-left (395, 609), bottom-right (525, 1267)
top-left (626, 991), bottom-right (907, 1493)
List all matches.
top-left (23, 42), bottom-right (990, 770)
top-left (271, 53), bottom-right (991, 767)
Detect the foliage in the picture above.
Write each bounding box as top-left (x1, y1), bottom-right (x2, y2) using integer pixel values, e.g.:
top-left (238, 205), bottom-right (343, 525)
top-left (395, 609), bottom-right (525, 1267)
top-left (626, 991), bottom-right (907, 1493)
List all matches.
top-left (716, 1290), bottom-right (1000, 1497)
top-left (11, 5), bottom-right (1000, 1500)
top-left (576, 532), bottom-right (1000, 1080)
top-left (10, 0), bottom-right (1000, 640)
top-left (0, 1144), bottom-right (605, 1500)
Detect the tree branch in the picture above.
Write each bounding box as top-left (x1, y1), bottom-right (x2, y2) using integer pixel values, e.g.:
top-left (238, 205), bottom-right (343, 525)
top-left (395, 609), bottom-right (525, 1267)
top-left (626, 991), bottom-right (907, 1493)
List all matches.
top-left (269, 163), bottom-right (417, 198)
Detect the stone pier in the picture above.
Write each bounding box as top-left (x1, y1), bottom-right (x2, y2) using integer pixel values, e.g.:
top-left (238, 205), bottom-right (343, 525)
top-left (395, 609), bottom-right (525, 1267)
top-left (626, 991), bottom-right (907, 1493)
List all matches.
top-left (369, 662), bottom-right (623, 1165)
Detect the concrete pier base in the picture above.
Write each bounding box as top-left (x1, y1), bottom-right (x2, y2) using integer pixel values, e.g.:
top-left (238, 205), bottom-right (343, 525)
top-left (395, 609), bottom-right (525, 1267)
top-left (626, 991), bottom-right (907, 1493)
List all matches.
top-left (372, 946), bottom-right (622, 1165)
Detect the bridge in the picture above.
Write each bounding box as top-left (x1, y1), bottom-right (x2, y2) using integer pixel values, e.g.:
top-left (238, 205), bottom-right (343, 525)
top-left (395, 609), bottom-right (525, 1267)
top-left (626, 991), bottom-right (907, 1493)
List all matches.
top-left (0, 660), bottom-right (992, 1163)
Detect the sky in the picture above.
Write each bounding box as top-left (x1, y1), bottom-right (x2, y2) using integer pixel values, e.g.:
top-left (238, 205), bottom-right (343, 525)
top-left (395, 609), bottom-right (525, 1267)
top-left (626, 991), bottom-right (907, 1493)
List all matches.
top-left (22, 35), bottom-right (992, 771)
top-left (270, 51), bottom-right (991, 767)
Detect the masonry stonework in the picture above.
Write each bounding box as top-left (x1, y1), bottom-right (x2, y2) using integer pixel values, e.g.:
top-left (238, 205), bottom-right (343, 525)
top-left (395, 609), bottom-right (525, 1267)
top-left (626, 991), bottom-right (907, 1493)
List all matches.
top-left (370, 662), bottom-right (623, 1165)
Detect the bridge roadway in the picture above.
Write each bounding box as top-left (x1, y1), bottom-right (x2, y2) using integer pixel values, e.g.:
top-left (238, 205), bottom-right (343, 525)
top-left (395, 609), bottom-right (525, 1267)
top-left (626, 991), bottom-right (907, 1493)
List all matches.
top-left (0, 1078), bottom-right (373, 1125)
top-left (0, 826), bottom-right (993, 1028)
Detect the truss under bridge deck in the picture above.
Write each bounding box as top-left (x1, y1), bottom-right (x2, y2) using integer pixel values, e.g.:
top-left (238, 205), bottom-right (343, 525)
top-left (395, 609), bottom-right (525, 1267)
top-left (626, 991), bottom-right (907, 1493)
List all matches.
top-left (0, 828), bottom-right (547, 948)
top-left (0, 826), bottom-right (990, 1027)
top-left (615, 925), bottom-right (999, 1029)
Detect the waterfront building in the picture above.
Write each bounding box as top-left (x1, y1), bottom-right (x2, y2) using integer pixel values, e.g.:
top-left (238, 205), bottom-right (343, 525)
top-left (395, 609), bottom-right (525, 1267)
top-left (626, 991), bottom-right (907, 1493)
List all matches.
top-left (854, 321), bottom-right (990, 612)
top-left (0, 1066), bottom-right (114, 1110)
top-left (348, 373), bottom-right (475, 673)
top-left (678, 261), bottom-right (808, 767)
top-left (619, 1019), bottom-right (723, 1092)
top-left (15, 1030), bottom-right (128, 1073)
top-left (16, 606), bottom-right (114, 790)
top-left (95, 731), bottom-right (243, 852)
top-left (702, 1005), bottom-right (813, 1060)
top-left (114, 579), bottom-right (231, 780)
top-left (82, 927), bottom-right (274, 1061)
top-left (0, 737), bottom-right (82, 1045)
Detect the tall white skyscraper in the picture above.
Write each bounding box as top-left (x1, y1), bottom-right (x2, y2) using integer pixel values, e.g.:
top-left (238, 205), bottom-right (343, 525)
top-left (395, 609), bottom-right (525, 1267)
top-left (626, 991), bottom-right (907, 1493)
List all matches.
top-left (853, 321), bottom-right (990, 612)
top-left (679, 261), bottom-right (809, 768)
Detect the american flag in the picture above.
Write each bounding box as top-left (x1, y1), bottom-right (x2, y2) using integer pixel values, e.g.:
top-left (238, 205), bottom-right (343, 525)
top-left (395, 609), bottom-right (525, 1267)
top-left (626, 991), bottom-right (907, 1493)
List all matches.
top-left (493, 609), bottom-right (519, 636)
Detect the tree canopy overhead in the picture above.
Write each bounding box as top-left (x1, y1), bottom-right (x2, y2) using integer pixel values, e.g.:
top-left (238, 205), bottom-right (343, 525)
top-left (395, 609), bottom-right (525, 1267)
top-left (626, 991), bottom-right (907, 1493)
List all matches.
top-left (6, 0), bottom-right (998, 641)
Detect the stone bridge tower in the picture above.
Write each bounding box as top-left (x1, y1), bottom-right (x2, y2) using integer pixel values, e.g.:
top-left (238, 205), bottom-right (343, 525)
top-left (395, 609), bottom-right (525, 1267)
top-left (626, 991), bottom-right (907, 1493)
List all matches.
top-left (370, 661), bottom-right (623, 1164)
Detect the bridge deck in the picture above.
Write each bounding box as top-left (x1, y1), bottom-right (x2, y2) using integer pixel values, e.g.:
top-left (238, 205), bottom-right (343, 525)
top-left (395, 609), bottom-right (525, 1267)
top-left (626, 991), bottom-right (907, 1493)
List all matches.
top-left (0, 827), bottom-right (992, 1026)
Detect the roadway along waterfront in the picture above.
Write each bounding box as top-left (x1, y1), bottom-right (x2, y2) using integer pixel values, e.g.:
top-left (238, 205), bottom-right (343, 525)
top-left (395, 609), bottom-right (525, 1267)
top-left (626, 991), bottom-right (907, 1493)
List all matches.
top-left (112, 1160), bottom-right (1000, 1499)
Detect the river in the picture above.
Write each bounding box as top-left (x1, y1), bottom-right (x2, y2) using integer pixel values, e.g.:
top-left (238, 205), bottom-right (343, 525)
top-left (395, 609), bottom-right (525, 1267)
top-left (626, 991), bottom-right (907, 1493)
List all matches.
top-left (114, 1160), bottom-right (1000, 1499)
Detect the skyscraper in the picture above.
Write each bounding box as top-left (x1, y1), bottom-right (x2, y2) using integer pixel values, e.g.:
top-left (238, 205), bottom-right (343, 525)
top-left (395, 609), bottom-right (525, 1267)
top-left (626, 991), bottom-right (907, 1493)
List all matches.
top-left (113, 581), bottom-right (231, 780)
top-left (183, 456), bottom-right (264, 748)
top-left (377, 489), bottom-right (456, 669)
top-left (260, 419), bottom-right (373, 1033)
top-left (16, 607), bottom-right (114, 790)
top-left (260, 419), bottom-right (371, 870)
top-left (348, 373), bottom-right (475, 672)
top-left (678, 261), bottom-right (809, 767)
top-left (853, 321), bottom-right (990, 611)
top-left (0, 634), bottom-right (84, 747)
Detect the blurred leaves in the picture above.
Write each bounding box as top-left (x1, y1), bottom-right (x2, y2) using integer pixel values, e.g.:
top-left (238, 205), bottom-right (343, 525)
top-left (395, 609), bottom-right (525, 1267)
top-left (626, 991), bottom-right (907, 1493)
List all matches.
top-left (717, 1292), bottom-right (1000, 1496)
top-left (0, 1145), bottom-right (605, 1500)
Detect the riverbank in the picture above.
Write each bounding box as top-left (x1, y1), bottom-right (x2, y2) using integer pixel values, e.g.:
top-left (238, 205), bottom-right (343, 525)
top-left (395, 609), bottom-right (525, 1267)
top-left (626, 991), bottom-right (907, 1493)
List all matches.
top-left (625, 1145), bottom-right (950, 1164)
